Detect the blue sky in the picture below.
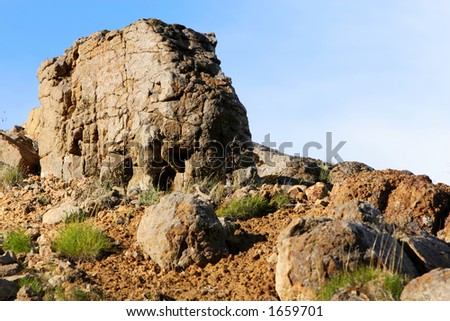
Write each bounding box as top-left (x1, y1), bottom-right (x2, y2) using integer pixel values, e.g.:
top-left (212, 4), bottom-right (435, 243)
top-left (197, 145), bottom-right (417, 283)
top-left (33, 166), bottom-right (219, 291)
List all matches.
top-left (1, 0), bottom-right (449, 184)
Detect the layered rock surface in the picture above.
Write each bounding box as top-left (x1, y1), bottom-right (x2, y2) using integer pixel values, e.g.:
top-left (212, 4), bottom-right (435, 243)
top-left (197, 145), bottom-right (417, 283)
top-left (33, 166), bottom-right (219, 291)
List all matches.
top-left (28, 18), bottom-right (251, 190)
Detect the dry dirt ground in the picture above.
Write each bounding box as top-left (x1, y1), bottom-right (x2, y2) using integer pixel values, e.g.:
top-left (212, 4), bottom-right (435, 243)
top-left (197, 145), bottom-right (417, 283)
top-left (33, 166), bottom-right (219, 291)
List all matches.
top-left (0, 176), bottom-right (301, 300)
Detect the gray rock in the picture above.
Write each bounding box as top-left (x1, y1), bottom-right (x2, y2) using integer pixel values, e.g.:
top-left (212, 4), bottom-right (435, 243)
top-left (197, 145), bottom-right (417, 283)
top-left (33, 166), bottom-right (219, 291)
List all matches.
top-left (252, 143), bottom-right (327, 184)
top-left (0, 278), bottom-right (19, 300)
top-left (320, 199), bottom-right (386, 227)
top-left (231, 166), bottom-right (258, 187)
top-left (137, 192), bottom-right (228, 270)
top-left (275, 218), bottom-right (418, 300)
top-left (401, 268), bottom-right (450, 300)
top-left (397, 232), bottom-right (450, 273)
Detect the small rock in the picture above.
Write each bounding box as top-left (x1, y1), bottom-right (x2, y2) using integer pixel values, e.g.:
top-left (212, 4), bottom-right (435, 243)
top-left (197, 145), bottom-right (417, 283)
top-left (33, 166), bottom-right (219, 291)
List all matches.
top-left (0, 251), bottom-right (17, 265)
top-left (314, 199), bottom-right (329, 207)
top-left (305, 182), bottom-right (329, 202)
top-left (266, 252), bottom-right (278, 264)
top-left (0, 263), bottom-right (20, 277)
top-left (47, 275), bottom-right (66, 288)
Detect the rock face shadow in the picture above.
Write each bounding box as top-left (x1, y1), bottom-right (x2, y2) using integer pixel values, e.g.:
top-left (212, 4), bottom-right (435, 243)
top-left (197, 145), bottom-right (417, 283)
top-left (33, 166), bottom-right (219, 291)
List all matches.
top-left (227, 231), bottom-right (267, 255)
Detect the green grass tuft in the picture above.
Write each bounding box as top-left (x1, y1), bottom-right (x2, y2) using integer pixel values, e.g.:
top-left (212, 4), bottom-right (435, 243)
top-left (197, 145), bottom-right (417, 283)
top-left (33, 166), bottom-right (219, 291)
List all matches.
top-left (317, 166), bottom-right (331, 184)
top-left (316, 265), bottom-right (406, 301)
top-left (0, 166), bottom-right (25, 188)
top-left (217, 195), bottom-right (272, 220)
top-left (269, 192), bottom-right (291, 209)
top-left (3, 229), bottom-right (31, 254)
top-left (138, 189), bottom-right (161, 206)
top-left (18, 276), bottom-right (42, 293)
top-left (63, 209), bottom-right (89, 224)
top-left (37, 196), bottom-right (50, 206)
top-left (52, 223), bottom-right (111, 260)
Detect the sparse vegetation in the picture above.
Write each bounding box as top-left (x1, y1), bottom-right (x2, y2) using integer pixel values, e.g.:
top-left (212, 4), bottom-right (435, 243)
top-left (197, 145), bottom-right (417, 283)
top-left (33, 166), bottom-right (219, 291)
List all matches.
top-left (217, 191), bottom-right (291, 220)
top-left (138, 189), bottom-right (161, 206)
top-left (37, 195), bottom-right (50, 206)
top-left (217, 195), bottom-right (271, 220)
top-left (63, 208), bottom-right (89, 224)
top-left (0, 166), bottom-right (25, 188)
top-left (269, 192), bottom-right (291, 209)
top-left (316, 265), bottom-right (406, 301)
top-left (52, 223), bottom-right (111, 260)
top-left (3, 229), bottom-right (31, 253)
top-left (44, 285), bottom-right (103, 301)
top-left (18, 276), bottom-right (42, 294)
top-left (317, 165), bottom-right (331, 184)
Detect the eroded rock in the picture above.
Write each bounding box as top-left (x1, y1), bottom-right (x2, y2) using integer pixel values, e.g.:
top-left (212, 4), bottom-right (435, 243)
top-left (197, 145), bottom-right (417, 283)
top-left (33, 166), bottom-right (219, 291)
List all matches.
top-left (275, 218), bottom-right (418, 300)
top-left (327, 170), bottom-right (450, 234)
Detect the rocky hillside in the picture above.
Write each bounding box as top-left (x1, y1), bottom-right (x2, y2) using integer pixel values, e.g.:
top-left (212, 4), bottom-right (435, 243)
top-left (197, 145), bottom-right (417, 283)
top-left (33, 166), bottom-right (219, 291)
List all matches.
top-left (1, 18), bottom-right (449, 301)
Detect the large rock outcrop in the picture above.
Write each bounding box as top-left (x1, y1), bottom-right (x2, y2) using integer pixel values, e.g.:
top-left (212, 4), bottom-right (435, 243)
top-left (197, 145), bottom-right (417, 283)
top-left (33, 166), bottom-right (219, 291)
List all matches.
top-left (28, 18), bottom-right (252, 190)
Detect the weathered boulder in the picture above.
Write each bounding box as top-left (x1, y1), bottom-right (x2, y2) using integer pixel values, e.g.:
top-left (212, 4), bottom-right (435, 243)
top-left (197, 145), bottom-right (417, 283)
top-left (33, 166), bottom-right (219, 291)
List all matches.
top-left (400, 268), bottom-right (450, 300)
top-left (28, 18), bottom-right (252, 191)
top-left (327, 170), bottom-right (450, 234)
top-left (275, 218), bottom-right (418, 300)
top-left (0, 128), bottom-right (39, 175)
top-left (252, 143), bottom-right (327, 184)
top-left (42, 201), bottom-right (81, 225)
top-left (136, 192), bottom-right (228, 270)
